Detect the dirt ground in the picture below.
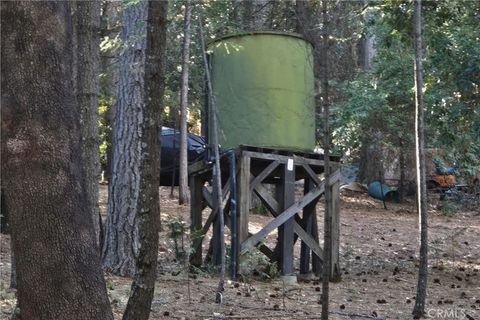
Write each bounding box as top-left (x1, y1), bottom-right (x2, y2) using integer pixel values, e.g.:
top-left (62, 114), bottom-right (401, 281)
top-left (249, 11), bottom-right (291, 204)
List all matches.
top-left (1, 185), bottom-right (479, 320)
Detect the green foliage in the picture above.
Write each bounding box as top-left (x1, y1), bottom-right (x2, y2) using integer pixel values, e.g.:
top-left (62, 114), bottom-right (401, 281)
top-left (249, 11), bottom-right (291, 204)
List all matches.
top-left (441, 199), bottom-right (461, 216)
top-left (239, 247), bottom-right (280, 281)
top-left (252, 204), bottom-right (268, 216)
top-left (100, 34), bottom-right (121, 54)
top-left (167, 217), bottom-right (187, 260)
top-left (99, 0), bottom-right (479, 175)
top-left (332, 1), bottom-right (479, 174)
top-left (98, 95), bottom-right (113, 168)
top-left (167, 217), bottom-right (186, 240)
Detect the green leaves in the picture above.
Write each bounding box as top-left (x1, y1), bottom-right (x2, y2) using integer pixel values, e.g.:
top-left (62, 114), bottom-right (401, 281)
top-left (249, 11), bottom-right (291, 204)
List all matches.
top-left (332, 1), bottom-right (479, 174)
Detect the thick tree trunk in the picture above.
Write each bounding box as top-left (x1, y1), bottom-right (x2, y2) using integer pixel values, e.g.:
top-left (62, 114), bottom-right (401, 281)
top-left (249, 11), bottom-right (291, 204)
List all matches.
top-left (320, 2), bottom-right (331, 319)
top-left (122, 0), bottom-right (167, 318)
top-left (10, 240), bottom-right (16, 289)
top-left (102, 0), bottom-right (149, 277)
top-left (1, 2), bottom-right (113, 319)
top-left (76, 0), bottom-right (102, 248)
top-left (412, 0), bottom-right (429, 318)
top-left (179, 0), bottom-right (192, 205)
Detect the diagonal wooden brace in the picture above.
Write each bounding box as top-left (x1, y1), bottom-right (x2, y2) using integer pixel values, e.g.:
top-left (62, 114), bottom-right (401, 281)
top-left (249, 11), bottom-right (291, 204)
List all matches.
top-left (241, 182), bottom-right (325, 254)
top-left (252, 182), bottom-right (324, 260)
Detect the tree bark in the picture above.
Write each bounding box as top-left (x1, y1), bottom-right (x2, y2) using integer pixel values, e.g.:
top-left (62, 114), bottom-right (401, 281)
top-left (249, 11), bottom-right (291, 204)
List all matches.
top-left (179, 0), bottom-right (192, 205)
top-left (76, 0), bottom-right (102, 248)
top-left (320, 2), bottom-right (331, 320)
top-left (100, 0), bottom-right (122, 182)
top-left (122, 0), bottom-right (167, 318)
top-left (1, 2), bottom-right (113, 319)
top-left (412, 0), bottom-right (429, 318)
top-left (10, 239), bottom-right (16, 289)
top-left (398, 139), bottom-right (406, 202)
top-left (242, 0), bottom-right (254, 30)
top-left (295, 0), bottom-right (311, 36)
top-left (295, 0), bottom-right (322, 121)
top-left (101, 1), bottom-right (149, 277)
top-left (232, 0), bottom-right (242, 28)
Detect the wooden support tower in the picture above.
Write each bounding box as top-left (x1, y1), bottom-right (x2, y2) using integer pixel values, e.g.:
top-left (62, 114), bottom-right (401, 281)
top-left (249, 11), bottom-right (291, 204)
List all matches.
top-left (189, 146), bottom-right (341, 280)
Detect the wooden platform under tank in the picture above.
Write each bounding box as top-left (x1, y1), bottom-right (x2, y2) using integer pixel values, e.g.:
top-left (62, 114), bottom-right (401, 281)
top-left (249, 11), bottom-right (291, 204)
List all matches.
top-left (188, 145), bottom-right (341, 281)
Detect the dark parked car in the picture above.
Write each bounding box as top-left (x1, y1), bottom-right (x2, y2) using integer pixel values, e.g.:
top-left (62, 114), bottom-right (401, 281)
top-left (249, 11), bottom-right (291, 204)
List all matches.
top-left (160, 127), bottom-right (206, 186)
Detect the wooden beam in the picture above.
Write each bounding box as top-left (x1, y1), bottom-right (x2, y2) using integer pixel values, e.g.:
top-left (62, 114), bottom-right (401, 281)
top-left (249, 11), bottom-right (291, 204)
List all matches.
top-left (237, 154), bottom-right (251, 272)
top-left (243, 151), bottom-right (288, 162)
top-left (279, 162), bottom-right (295, 275)
top-left (222, 177), bottom-right (231, 200)
top-left (211, 174), bottom-right (222, 266)
top-left (256, 242), bottom-right (276, 261)
top-left (252, 181), bottom-right (280, 213)
top-left (242, 150), bottom-right (327, 168)
top-left (292, 154), bottom-right (326, 167)
top-left (302, 163), bottom-right (322, 186)
top-left (330, 178), bottom-right (341, 281)
top-left (253, 182), bottom-right (324, 261)
top-left (241, 181), bottom-right (326, 254)
top-left (249, 160), bottom-right (280, 192)
top-left (202, 186), bottom-right (213, 208)
top-left (300, 178), bottom-right (315, 274)
top-left (188, 159), bottom-right (211, 176)
top-left (190, 174), bottom-right (204, 267)
top-left (312, 208), bottom-right (321, 276)
top-left (295, 216), bottom-right (324, 261)
top-left (202, 177), bottom-right (231, 209)
top-left (201, 207), bottom-right (217, 237)
top-left (210, 177), bottom-right (232, 267)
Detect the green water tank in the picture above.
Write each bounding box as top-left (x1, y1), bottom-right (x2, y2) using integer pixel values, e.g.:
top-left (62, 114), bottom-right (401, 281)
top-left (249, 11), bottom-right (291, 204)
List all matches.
top-left (208, 32), bottom-right (315, 152)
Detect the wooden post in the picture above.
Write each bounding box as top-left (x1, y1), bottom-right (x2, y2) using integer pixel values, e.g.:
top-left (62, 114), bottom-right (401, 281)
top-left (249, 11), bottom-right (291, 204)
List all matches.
top-left (300, 178), bottom-right (315, 275)
top-left (278, 160), bottom-right (295, 276)
top-left (211, 174), bottom-right (222, 266)
top-left (311, 211), bottom-right (321, 276)
top-left (329, 178), bottom-right (341, 281)
top-left (237, 153), bottom-right (251, 273)
top-left (190, 174), bottom-right (204, 267)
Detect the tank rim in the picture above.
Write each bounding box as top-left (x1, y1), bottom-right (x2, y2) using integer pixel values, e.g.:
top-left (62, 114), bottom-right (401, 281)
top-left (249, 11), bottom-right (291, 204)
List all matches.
top-left (207, 31), bottom-right (313, 47)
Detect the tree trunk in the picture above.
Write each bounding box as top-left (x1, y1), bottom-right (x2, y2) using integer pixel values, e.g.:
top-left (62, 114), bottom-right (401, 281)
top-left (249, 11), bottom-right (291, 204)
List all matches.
top-left (242, 0), bottom-right (272, 31)
top-left (76, 0), bottom-right (102, 248)
top-left (232, 0), bottom-right (242, 28)
top-left (295, 0), bottom-right (311, 36)
top-left (179, 0), bottom-right (192, 205)
top-left (122, 0), bottom-right (167, 318)
top-left (242, 0), bottom-right (253, 30)
top-left (412, 0), bottom-right (429, 318)
top-left (100, 1), bottom-right (122, 182)
top-left (295, 0), bottom-right (322, 121)
top-left (251, 0), bottom-right (270, 30)
top-left (10, 239), bottom-right (16, 289)
top-left (320, 2), bottom-right (331, 320)
top-left (102, 1), bottom-right (150, 277)
top-left (1, 2), bottom-right (113, 319)
top-left (398, 139), bottom-right (406, 202)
